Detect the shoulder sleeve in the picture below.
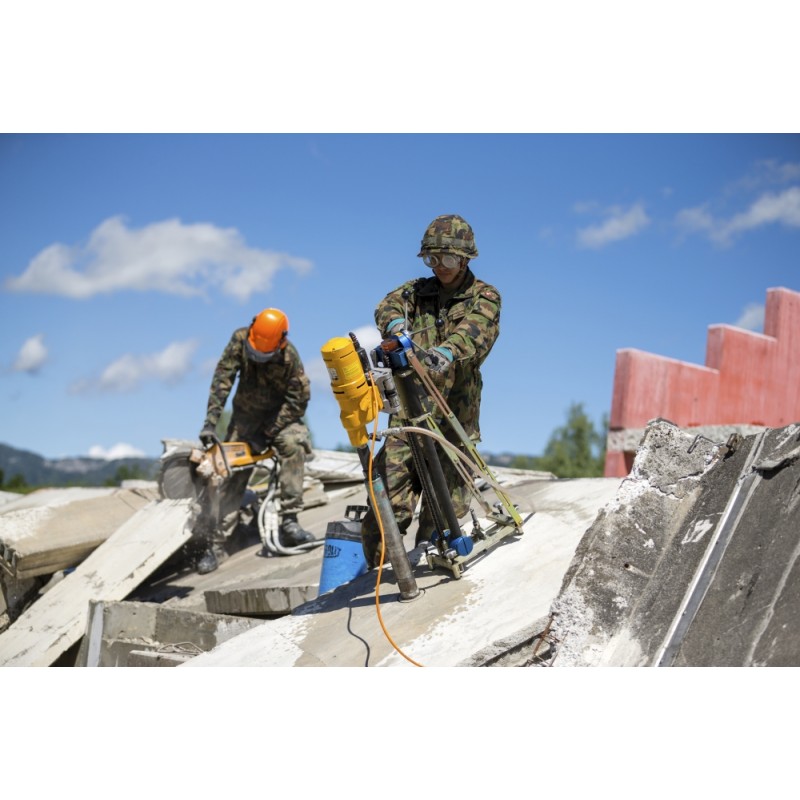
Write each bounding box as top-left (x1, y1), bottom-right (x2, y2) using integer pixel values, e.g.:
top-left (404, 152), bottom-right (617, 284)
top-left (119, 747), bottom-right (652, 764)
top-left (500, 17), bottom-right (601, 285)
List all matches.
top-left (203, 329), bottom-right (245, 429)
top-left (442, 281), bottom-right (502, 363)
top-left (267, 343), bottom-right (311, 436)
top-left (374, 280), bottom-right (418, 336)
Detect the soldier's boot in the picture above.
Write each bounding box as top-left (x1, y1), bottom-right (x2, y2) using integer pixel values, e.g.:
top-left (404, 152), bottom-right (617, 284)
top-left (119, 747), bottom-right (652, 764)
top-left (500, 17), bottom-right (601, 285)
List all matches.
top-left (196, 540), bottom-right (228, 575)
top-left (196, 547), bottom-right (218, 575)
top-left (280, 514), bottom-right (315, 547)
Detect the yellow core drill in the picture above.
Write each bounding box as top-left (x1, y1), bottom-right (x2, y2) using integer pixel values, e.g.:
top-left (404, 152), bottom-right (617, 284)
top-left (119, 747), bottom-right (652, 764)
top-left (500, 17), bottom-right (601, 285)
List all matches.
top-left (320, 336), bottom-right (383, 448)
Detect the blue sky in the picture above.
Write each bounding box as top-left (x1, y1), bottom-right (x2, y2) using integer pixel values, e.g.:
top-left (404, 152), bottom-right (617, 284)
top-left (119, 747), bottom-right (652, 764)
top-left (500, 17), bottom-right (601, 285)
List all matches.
top-left (3, 2), bottom-right (798, 774)
top-left (2, 133), bottom-right (798, 461)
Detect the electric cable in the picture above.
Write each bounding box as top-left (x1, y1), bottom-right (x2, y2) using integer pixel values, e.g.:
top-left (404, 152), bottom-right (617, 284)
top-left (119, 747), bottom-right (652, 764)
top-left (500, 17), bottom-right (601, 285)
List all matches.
top-left (255, 457), bottom-right (323, 556)
top-left (381, 424), bottom-right (518, 503)
top-left (366, 373), bottom-right (424, 668)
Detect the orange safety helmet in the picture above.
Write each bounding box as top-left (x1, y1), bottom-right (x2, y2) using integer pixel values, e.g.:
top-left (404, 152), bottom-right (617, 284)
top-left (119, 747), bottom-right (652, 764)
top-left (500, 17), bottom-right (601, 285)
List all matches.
top-left (246, 308), bottom-right (289, 362)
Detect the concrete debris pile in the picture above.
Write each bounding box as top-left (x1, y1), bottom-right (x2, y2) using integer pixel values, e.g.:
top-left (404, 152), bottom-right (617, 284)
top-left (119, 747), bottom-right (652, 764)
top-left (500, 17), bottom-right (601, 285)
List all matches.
top-left (1, 427), bottom-right (798, 668)
top-left (546, 419), bottom-right (800, 667)
top-left (0, 486), bottom-right (161, 625)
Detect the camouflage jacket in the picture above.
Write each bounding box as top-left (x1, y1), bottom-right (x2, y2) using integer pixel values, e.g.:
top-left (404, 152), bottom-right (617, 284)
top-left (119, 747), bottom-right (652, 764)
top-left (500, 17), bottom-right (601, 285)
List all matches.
top-left (203, 328), bottom-right (310, 440)
top-left (375, 268), bottom-right (501, 439)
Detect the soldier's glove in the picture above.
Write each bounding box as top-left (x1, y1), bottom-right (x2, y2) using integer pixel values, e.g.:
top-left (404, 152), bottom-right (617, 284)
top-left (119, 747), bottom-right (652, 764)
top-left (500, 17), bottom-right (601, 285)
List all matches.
top-left (261, 429), bottom-right (279, 453)
top-left (423, 346), bottom-right (454, 374)
top-left (199, 427), bottom-right (217, 449)
top-left (385, 318), bottom-right (405, 336)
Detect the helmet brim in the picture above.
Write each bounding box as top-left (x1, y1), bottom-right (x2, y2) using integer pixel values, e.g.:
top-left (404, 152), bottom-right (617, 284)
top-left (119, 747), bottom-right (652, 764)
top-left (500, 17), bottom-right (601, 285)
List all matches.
top-left (245, 339), bottom-right (281, 363)
top-left (417, 248), bottom-right (476, 259)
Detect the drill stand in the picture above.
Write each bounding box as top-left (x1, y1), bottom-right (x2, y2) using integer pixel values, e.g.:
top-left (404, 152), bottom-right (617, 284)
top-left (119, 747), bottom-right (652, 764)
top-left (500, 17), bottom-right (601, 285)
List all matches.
top-left (374, 333), bottom-right (527, 580)
top-left (424, 506), bottom-right (531, 579)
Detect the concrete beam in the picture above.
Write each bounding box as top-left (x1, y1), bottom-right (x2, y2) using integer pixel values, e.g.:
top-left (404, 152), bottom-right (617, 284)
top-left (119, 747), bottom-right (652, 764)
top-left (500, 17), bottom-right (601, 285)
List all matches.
top-left (77, 599), bottom-right (266, 667)
top-left (0, 499), bottom-right (193, 667)
top-left (547, 420), bottom-right (800, 666)
top-left (0, 486), bottom-right (160, 579)
top-left (204, 582), bottom-right (317, 617)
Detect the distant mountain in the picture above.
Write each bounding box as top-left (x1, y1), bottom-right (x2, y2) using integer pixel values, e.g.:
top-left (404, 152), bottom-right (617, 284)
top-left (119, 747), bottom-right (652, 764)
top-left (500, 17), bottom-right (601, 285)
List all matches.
top-left (484, 452), bottom-right (521, 467)
top-left (0, 443), bottom-right (159, 488)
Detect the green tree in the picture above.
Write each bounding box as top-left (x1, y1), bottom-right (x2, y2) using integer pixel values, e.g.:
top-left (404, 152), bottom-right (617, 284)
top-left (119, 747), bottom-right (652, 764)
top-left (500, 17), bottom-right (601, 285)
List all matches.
top-left (536, 403), bottom-right (608, 478)
top-left (105, 464), bottom-right (148, 487)
top-left (508, 454), bottom-right (541, 470)
top-left (6, 473), bottom-right (28, 491)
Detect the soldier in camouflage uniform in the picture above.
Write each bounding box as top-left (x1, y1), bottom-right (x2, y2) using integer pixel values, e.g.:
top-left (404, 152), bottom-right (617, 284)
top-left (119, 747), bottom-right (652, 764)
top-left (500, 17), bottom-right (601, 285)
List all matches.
top-left (360, 214), bottom-right (502, 568)
top-left (195, 307), bottom-right (315, 574)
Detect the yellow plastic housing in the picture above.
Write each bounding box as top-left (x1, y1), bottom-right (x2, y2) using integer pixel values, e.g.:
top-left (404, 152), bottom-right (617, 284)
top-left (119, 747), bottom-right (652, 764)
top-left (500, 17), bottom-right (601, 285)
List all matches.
top-left (321, 336), bottom-right (381, 448)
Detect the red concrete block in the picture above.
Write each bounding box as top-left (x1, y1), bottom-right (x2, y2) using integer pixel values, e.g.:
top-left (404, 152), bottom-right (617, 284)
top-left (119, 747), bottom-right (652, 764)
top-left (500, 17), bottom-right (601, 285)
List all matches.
top-left (604, 287), bottom-right (800, 477)
top-left (609, 350), bottom-right (718, 429)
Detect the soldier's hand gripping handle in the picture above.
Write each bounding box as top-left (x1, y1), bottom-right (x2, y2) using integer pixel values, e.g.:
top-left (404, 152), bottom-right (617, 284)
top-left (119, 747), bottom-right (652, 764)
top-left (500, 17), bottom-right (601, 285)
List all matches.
top-left (423, 346), bottom-right (453, 374)
top-left (199, 427), bottom-right (218, 449)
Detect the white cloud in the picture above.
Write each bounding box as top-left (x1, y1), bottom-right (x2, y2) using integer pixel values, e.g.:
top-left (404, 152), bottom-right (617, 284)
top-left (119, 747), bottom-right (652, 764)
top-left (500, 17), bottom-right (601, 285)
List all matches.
top-left (88, 443), bottom-right (147, 460)
top-left (5, 216), bottom-right (313, 302)
top-left (71, 339), bottom-right (198, 393)
top-left (675, 205), bottom-right (714, 234)
top-left (350, 324), bottom-right (382, 352)
top-left (13, 333), bottom-right (48, 373)
top-left (715, 186), bottom-right (800, 244)
top-left (735, 159), bottom-right (800, 192)
top-left (757, 159), bottom-right (800, 184)
top-left (676, 155), bottom-right (800, 247)
top-left (677, 186), bottom-right (800, 246)
top-left (576, 203), bottom-right (650, 249)
top-left (735, 303), bottom-right (765, 332)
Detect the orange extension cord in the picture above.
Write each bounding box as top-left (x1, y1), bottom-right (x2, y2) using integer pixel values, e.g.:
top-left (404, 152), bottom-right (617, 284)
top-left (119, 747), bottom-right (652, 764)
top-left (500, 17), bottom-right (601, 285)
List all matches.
top-left (365, 380), bottom-right (423, 668)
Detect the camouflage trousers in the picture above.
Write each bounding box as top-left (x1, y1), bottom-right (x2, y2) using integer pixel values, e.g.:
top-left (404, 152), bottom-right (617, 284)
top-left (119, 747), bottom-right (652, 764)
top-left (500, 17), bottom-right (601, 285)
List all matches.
top-left (359, 432), bottom-right (471, 569)
top-left (202, 419), bottom-right (311, 544)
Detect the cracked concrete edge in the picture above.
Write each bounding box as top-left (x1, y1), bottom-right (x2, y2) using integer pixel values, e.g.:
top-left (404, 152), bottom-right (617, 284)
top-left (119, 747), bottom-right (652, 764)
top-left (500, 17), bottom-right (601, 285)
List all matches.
top-left (543, 419), bottom-right (729, 666)
top-left (456, 616), bottom-right (552, 667)
top-left (607, 422), bottom-right (768, 453)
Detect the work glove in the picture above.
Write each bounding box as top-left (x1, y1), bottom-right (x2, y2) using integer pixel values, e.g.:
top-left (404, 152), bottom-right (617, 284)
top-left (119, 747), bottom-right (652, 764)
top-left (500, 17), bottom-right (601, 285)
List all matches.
top-left (261, 428), bottom-right (278, 453)
top-left (385, 318), bottom-right (405, 336)
top-left (199, 427), bottom-right (217, 448)
top-left (423, 346), bottom-right (453, 374)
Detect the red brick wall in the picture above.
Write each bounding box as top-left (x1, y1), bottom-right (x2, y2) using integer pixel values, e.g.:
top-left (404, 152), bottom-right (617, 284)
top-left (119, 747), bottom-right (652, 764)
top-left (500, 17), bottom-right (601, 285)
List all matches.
top-left (604, 286), bottom-right (800, 477)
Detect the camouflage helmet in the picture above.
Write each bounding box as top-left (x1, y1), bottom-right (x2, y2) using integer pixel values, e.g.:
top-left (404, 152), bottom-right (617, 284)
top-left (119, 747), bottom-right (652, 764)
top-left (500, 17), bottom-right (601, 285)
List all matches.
top-left (417, 214), bottom-right (478, 259)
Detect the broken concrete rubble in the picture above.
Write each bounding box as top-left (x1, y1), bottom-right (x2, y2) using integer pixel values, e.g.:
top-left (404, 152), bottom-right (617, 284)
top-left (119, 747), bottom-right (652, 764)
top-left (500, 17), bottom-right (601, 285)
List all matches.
top-left (76, 599), bottom-right (266, 667)
top-left (0, 499), bottom-right (193, 666)
top-left (0, 485), bottom-right (161, 625)
top-left (546, 419), bottom-right (800, 667)
top-left (1, 486), bottom-right (161, 579)
top-left (1, 431), bottom-right (797, 668)
top-left (179, 476), bottom-right (622, 667)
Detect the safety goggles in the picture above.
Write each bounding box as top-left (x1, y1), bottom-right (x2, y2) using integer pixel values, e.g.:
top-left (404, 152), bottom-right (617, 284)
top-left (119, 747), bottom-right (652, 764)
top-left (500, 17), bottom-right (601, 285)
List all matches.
top-left (422, 252), bottom-right (461, 271)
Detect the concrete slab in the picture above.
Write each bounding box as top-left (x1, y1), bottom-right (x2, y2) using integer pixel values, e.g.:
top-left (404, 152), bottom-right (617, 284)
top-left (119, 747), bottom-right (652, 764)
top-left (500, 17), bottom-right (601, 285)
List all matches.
top-left (669, 423), bottom-right (800, 666)
top-left (304, 449), bottom-right (365, 484)
top-left (0, 498), bottom-right (192, 667)
top-left (0, 486), bottom-right (161, 579)
top-left (179, 477), bottom-right (621, 667)
top-left (204, 581), bottom-right (317, 616)
top-left (0, 486), bottom-right (119, 513)
top-left (127, 650), bottom-right (193, 666)
top-left (0, 490), bottom-right (20, 508)
top-left (545, 420), bottom-right (800, 667)
top-left (76, 599), bottom-right (266, 666)
top-left (128, 488), bottom-right (365, 613)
